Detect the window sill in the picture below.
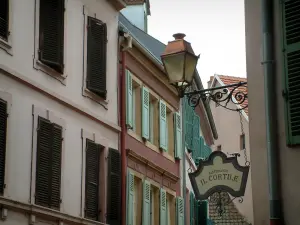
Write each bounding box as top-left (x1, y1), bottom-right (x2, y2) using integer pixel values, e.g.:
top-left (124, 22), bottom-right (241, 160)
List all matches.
top-left (33, 59), bottom-right (67, 85)
top-left (127, 130), bottom-right (175, 163)
top-left (0, 37), bottom-right (12, 55)
top-left (82, 88), bottom-right (108, 109)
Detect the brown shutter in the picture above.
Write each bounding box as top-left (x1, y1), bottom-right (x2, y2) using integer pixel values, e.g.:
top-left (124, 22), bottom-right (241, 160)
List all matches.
top-left (0, 99), bottom-right (8, 195)
top-left (35, 117), bottom-right (62, 209)
top-left (86, 16), bottom-right (107, 99)
top-left (39, 0), bottom-right (64, 73)
top-left (0, 0), bottom-right (9, 40)
top-left (85, 139), bottom-right (101, 221)
top-left (106, 148), bottom-right (121, 225)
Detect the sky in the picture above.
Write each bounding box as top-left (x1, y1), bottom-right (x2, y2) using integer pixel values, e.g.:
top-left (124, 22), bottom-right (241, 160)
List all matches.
top-left (147, 0), bottom-right (246, 88)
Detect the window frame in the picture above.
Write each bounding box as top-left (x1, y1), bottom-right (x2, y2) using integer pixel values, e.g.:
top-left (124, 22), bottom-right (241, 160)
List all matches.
top-left (82, 5), bottom-right (108, 106)
top-left (30, 105), bottom-right (66, 211)
top-left (81, 129), bottom-right (108, 222)
top-left (33, 0), bottom-right (68, 84)
top-left (0, 0), bottom-right (13, 55)
top-left (0, 91), bottom-right (11, 198)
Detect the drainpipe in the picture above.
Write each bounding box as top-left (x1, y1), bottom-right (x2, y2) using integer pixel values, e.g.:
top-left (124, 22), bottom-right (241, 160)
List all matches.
top-left (261, 0), bottom-right (282, 224)
top-left (120, 48), bottom-right (127, 225)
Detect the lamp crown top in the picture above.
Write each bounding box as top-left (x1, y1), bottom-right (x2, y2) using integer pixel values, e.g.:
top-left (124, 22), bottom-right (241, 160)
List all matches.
top-left (173, 33), bottom-right (186, 40)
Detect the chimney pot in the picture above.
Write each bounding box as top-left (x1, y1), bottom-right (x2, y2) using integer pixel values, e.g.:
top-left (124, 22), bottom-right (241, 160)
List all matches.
top-left (173, 33), bottom-right (186, 40)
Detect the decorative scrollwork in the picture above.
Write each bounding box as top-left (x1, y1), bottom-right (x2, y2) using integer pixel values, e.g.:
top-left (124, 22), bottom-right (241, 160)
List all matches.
top-left (185, 82), bottom-right (248, 112)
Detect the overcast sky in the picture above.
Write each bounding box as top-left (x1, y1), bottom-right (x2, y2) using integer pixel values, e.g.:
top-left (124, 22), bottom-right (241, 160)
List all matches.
top-left (147, 0), bottom-right (246, 87)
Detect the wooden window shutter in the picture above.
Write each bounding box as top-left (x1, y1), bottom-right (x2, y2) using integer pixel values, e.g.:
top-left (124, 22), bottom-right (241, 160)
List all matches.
top-left (142, 87), bottom-right (150, 140)
top-left (35, 117), bottom-right (62, 209)
top-left (194, 199), bottom-right (198, 225)
top-left (281, 0), bottom-right (300, 145)
top-left (85, 139), bottom-right (100, 221)
top-left (192, 115), bottom-right (200, 163)
top-left (197, 200), bottom-right (208, 225)
top-left (107, 148), bottom-right (121, 225)
top-left (159, 188), bottom-right (167, 225)
top-left (0, 0), bottom-right (9, 40)
top-left (142, 180), bottom-right (151, 225)
top-left (174, 112), bottom-right (182, 159)
top-left (189, 193), bottom-right (194, 225)
top-left (126, 171), bottom-right (135, 225)
top-left (176, 197), bottom-right (184, 225)
top-left (39, 0), bottom-right (64, 73)
top-left (126, 70), bottom-right (133, 129)
top-left (86, 16), bottom-right (107, 99)
top-left (159, 100), bottom-right (167, 151)
top-left (184, 97), bottom-right (194, 152)
top-left (0, 99), bottom-right (8, 195)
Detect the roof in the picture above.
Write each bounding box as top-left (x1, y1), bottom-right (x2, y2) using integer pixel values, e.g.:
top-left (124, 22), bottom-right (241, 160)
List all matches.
top-left (214, 75), bottom-right (248, 115)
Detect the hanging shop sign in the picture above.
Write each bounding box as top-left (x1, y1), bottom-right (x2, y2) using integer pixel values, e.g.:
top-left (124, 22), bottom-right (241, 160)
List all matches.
top-left (189, 151), bottom-right (249, 200)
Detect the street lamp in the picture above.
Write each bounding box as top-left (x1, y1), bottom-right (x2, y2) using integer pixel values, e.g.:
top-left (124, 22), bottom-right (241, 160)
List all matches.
top-left (161, 33), bottom-right (248, 111)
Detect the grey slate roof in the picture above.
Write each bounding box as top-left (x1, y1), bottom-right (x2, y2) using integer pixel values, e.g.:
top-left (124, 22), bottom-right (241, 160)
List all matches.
top-left (118, 13), bottom-right (165, 64)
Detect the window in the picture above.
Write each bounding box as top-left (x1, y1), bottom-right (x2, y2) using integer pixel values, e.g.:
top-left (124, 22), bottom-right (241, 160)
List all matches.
top-left (217, 145), bottom-right (222, 151)
top-left (35, 117), bottom-right (62, 210)
top-left (86, 16), bottom-right (107, 99)
top-left (166, 193), bottom-right (175, 225)
top-left (0, 0), bottom-right (9, 41)
top-left (280, 1), bottom-right (300, 145)
top-left (150, 185), bottom-right (159, 225)
top-left (38, 0), bottom-right (65, 73)
top-left (84, 139), bottom-right (101, 221)
top-left (0, 98), bottom-right (8, 195)
top-left (240, 134), bottom-right (245, 150)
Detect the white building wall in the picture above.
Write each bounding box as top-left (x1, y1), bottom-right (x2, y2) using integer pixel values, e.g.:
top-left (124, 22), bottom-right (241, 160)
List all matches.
top-left (0, 0), bottom-right (120, 224)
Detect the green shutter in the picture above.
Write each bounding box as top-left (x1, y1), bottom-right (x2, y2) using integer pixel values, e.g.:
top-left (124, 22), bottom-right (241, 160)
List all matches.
top-left (35, 117), bottom-right (62, 210)
top-left (194, 199), bottom-right (198, 225)
top-left (192, 115), bottom-right (200, 164)
top-left (281, 0), bottom-right (300, 145)
top-left (160, 188), bottom-right (167, 225)
top-left (176, 197), bottom-right (184, 225)
top-left (126, 171), bottom-right (134, 225)
top-left (39, 0), bottom-right (64, 73)
top-left (0, 0), bottom-right (9, 40)
top-left (86, 17), bottom-right (107, 99)
top-left (198, 200), bottom-right (208, 225)
top-left (174, 112), bottom-right (182, 159)
top-left (142, 180), bottom-right (151, 225)
top-left (190, 193), bottom-right (194, 225)
top-left (0, 99), bottom-right (7, 195)
top-left (184, 97), bottom-right (194, 151)
top-left (85, 139), bottom-right (100, 220)
top-left (142, 87), bottom-right (150, 140)
top-left (107, 148), bottom-right (121, 225)
top-left (126, 70), bottom-right (133, 129)
top-left (159, 100), bottom-right (167, 151)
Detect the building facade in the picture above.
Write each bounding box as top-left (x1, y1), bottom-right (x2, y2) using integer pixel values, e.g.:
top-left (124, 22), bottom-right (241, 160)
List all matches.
top-left (208, 74), bottom-right (253, 224)
top-left (245, 0), bottom-right (300, 224)
top-left (0, 0), bottom-right (125, 225)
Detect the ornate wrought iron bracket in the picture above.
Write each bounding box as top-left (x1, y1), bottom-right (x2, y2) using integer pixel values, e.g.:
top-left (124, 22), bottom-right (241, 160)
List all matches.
top-left (184, 82), bottom-right (248, 111)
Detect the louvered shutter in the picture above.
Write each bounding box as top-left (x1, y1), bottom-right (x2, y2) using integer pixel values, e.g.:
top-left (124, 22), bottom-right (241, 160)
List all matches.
top-left (184, 97), bottom-right (193, 151)
top-left (126, 70), bottom-right (133, 129)
top-left (39, 0), bottom-right (64, 73)
top-left (189, 193), bottom-right (194, 225)
top-left (86, 16), bottom-right (107, 99)
top-left (159, 100), bottom-right (167, 151)
top-left (107, 148), bottom-right (121, 225)
top-left (176, 197), bottom-right (184, 225)
top-left (197, 200), bottom-right (208, 225)
top-left (281, 0), bottom-right (300, 145)
top-left (192, 115), bottom-right (200, 164)
top-left (159, 188), bottom-right (167, 225)
top-left (85, 139), bottom-right (100, 220)
top-left (0, 99), bottom-right (7, 195)
top-left (35, 117), bottom-right (62, 209)
top-left (174, 112), bottom-right (182, 159)
top-left (126, 171), bottom-right (134, 225)
top-left (0, 0), bottom-right (9, 40)
top-left (142, 87), bottom-right (150, 140)
top-left (194, 199), bottom-right (198, 225)
top-left (142, 180), bottom-right (151, 225)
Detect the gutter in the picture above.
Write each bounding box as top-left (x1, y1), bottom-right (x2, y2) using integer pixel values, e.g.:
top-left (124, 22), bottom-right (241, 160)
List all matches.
top-left (261, 0), bottom-right (282, 224)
